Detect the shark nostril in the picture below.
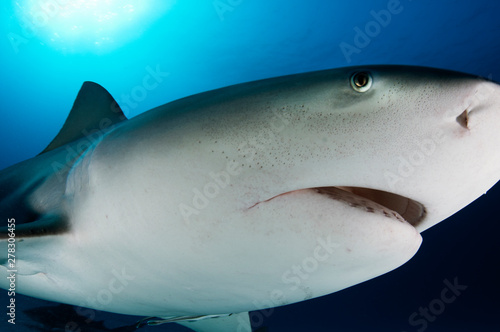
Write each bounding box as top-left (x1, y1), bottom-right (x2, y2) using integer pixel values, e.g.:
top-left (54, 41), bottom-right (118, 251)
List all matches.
top-left (456, 109), bottom-right (469, 129)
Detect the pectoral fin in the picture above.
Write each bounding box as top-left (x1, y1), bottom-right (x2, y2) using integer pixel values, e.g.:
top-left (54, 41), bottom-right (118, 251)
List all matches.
top-left (137, 312), bottom-right (251, 332)
top-left (0, 214), bottom-right (68, 240)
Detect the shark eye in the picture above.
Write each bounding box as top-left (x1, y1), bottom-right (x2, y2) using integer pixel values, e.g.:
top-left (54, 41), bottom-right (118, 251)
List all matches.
top-left (350, 72), bottom-right (373, 92)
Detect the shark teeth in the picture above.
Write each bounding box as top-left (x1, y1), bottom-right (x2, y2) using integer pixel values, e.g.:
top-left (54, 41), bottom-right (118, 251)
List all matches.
top-left (318, 186), bottom-right (426, 227)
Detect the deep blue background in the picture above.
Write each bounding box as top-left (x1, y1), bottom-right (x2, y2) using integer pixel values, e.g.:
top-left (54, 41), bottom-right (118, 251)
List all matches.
top-left (1, 0), bottom-right (499, 331)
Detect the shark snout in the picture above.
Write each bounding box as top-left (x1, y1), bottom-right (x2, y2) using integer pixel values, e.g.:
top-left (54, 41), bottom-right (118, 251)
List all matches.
top-left (445, 79), bottom-right (500, 131)
top-left (462, 80), bottom-right (500, 125)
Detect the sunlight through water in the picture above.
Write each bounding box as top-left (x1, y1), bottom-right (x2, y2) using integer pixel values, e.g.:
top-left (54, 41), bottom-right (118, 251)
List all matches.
top-left (13, 0), bottom-right (174, 54)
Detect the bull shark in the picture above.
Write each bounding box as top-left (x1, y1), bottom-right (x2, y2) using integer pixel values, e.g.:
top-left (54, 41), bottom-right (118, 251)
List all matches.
top-left (1, 66), bottom-right (499, 332)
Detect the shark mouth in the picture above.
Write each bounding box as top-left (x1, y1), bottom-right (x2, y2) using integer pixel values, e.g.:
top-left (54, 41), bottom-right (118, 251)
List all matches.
top-left (254, 186), bottom-right (426, 228)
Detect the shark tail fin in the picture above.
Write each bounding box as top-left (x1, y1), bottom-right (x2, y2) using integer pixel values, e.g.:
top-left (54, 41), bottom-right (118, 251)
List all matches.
top-left (41, 81), bottom-right (127, 154)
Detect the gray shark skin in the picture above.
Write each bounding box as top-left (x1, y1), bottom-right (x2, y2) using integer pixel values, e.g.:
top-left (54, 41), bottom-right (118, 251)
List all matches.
top-left (1, 66), bottom-right (499, 332)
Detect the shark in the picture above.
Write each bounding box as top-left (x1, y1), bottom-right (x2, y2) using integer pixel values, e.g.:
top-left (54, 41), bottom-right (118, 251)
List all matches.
top-left (1, 65), bottom-right (499, 332)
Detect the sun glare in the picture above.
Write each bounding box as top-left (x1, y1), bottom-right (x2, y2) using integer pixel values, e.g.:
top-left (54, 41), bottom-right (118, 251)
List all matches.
top-left (14, 0), bottom-right (173, 54)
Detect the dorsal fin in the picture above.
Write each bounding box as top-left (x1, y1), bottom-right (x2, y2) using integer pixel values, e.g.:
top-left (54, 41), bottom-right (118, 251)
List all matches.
top-left (41, 81), bottom-right (127, 154)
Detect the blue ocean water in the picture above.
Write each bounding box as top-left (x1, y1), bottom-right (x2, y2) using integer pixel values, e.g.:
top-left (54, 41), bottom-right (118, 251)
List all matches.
top-left (0, 0), bottom-right (499, 331)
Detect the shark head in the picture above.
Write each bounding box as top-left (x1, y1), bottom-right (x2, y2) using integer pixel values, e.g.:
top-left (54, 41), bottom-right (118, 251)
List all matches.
top-left (1, 66), bottom-right (499, 323)
top-left (214, 66), bottom-right (500, 233)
